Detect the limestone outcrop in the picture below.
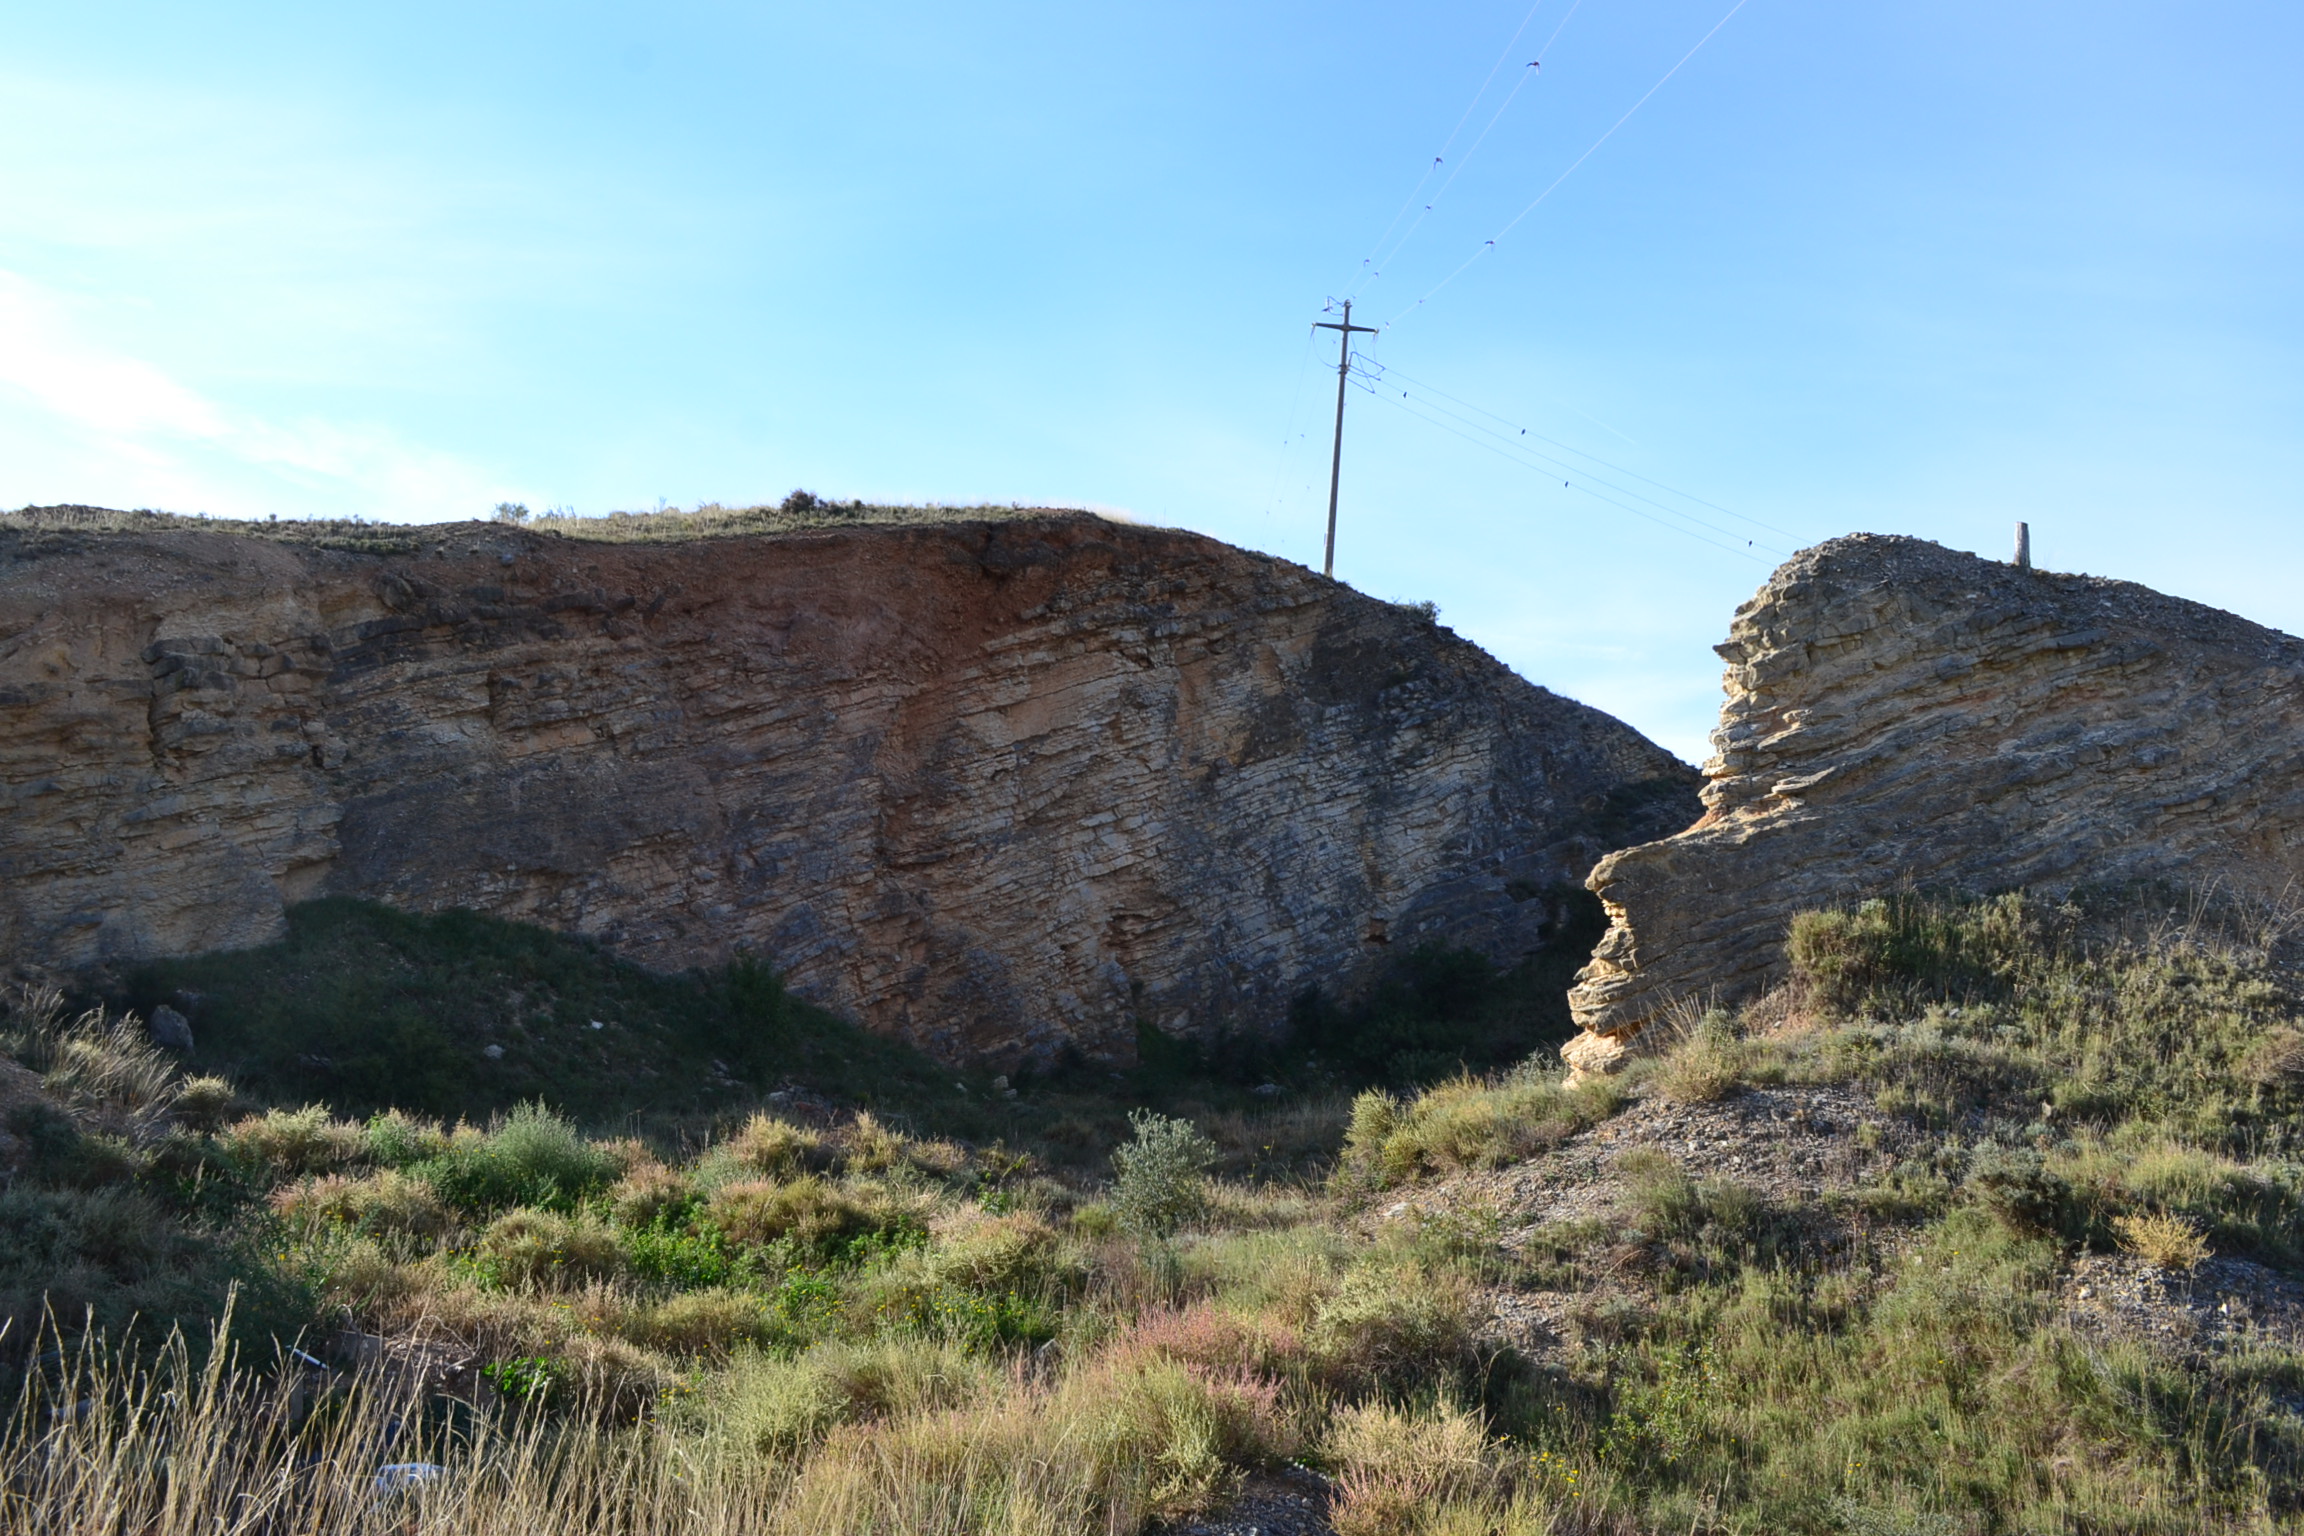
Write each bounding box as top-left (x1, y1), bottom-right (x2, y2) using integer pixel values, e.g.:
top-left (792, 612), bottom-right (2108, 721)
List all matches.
top-left (1566, 533), bottom-right (2304, 1071)
top-left (0, 509), bottom-right (1696, 1065)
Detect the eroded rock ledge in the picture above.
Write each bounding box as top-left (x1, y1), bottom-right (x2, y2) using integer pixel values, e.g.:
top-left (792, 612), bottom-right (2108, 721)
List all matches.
top-left (1565, 534), bottom-right (2304, 1071)
top-left (0, 511), bottom-right (1696, 1065)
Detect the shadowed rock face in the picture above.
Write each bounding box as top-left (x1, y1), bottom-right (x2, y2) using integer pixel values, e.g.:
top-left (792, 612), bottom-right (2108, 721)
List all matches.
top-left (0, 512), bottom-right (1695, 1065)
top-left (1565, 534), bottom-right (2304, 1071)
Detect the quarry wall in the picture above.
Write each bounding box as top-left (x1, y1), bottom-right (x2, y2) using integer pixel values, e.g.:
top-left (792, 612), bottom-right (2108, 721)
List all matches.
top-left (1565, 533), bottom-right (2304, 1074)
top-left (0, 511), bottom-right (1696, 1065)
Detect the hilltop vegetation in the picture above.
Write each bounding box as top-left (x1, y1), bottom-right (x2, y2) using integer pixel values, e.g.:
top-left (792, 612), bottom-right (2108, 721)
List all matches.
top-left (4, 888), bottom-right (2303, 1533)
top-left (1, 495), bottom-right (1080, 555)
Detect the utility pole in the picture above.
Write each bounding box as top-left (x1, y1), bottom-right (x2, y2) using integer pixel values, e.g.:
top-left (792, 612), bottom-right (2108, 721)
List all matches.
top-left (1315, 300), bottom-right (1377, 580)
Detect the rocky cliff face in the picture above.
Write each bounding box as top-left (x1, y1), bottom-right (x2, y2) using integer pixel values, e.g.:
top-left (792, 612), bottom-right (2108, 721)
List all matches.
top-left (1565, 534), bottom-right (2304, 1072)
top-left (0, 510), bottom-right (1696, 1065)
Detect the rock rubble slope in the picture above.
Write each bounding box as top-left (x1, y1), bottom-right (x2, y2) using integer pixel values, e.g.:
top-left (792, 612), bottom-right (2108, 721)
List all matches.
top-left (0, 509), bottom-right (1696, 1065)
top-left (1566, 533), bottom-right (2304, 1069)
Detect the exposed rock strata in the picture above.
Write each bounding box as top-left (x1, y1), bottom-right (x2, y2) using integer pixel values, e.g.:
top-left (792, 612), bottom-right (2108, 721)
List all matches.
top-left (0, 511), bottom-right (1695, 1064)
top-left (1566, 534), bottom-right (2304, 1071)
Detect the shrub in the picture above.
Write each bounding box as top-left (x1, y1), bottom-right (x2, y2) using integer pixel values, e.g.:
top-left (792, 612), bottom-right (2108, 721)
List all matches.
top-left (270, 1170), bottom-right (450, 1245)
top-left (1339, 1070), bottom-right (1622, 1187)
top-left (2239, 1025), bottom-right (2304, 1087)
top-left (926, 1210), bottom-right (1078, 1293)
top-left (609, 1161), bottom-right (693, 1228)
top-left (549, 1331), bottom-right (672, 1419)
top-left (1786, 889), bottom-right (2304, 1146)
top-left (1651, 1010), bottom-right (1751, 1103)
top-left (0, 1184), bottom-right (314, 1352)
top-left (1062, 1352), bottom-right (1298, 1516)
top-left (7, 1102), bottom-right (142, 1189)
top-left (1115, 1303), bottom-right (1306, 1380)
top-left (361, 1109), bottom-right (449, 1166)
top-left (2113, 1210), bottom-right (2211, 1270)
top-left (1963, 1144), bottom-right (2074, 1236)
top-left (1617, 1149), bottom-right (1761, 1248)
top-left (475, 1209), bottom-right (626, 1290)
top-left (417, 1104), bottom-right (617, 1213)
top-left (225, 1106), bottom-right (363, 1176)
top-left (702, 1177), bottom-right (876, 1254)
top-left (1326, 1398), bottom-right (1500, 1536)
top-left (712, 1336), bottom-right (991, 1450)
top-left (1111, 1111), bottom-right (1219, 1239)
top-left (1308, 1261), bottom-right (1478, 1389)
top-left (621, 1287), bottom-right (773, 1357)
top-left (726, 1114), bottom-right (826, 1178)
top-left (172, 1076), bottom-right (238, 1133)
top-left (622, 1217), bottom-right (741, 1289)
top-left (5, 998), bottom-right (180, 1113)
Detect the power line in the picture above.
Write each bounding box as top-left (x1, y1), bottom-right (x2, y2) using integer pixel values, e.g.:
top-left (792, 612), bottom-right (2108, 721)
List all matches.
top-left (1362, 381), bottom-right (1771, 561)
top-left (1343, 0), bottom-right (1558, 294)
top-left (1346, 370), bottom-right (1777, 561)
top-left (1354, 357), bottom-right (1798, 541)
top-left (1258, 321), bottom-right (1325, 524)
top-left (1351, 0), bottom-right (1587, 299)
top-left (1385, 0), bottom-right (1752, 331)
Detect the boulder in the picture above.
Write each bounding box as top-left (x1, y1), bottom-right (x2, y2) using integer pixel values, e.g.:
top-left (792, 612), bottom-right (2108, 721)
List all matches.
top-left (147, 1004), bottom-right (194, 1053)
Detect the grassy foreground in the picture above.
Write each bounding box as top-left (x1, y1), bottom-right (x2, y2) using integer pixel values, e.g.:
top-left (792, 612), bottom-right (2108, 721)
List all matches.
top-left (5, 889), bottom-right (2304, 1532)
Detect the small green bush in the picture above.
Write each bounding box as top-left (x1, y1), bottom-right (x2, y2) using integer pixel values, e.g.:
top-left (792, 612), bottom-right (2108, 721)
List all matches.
top-left (6, 1103), bottom-right (142, 1190)
top-left (1111, 1111), bottom-right (1219, 1239)
top-left (621, 1217), bottom-right (741, 1289)
top-left (361, 1109), bottom-right (449, 1167)
top-left (416, 1104), bottom-right (617, 1214)
top-left (1650, 1011), bottom-right (1760, 1103)
top-left (1617, 1149), bottom-right (1761, 1247)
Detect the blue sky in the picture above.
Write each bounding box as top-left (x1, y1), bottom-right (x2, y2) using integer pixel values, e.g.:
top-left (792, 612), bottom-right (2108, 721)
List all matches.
top-left (2, 1), bottom-right (2296, 761)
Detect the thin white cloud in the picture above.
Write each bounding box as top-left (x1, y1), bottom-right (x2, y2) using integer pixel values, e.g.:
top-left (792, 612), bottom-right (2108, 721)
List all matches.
top-left (0, 269), bottom-right (506, 521)
top-left (0, 273), bottom-right (225, 439)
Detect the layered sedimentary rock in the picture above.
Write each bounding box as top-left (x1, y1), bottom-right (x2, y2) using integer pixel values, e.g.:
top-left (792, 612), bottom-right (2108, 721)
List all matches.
top-left (1565, 534), bottom-right (2304, 1072)
top-left (0, 510), bottom-right (1696, 1064)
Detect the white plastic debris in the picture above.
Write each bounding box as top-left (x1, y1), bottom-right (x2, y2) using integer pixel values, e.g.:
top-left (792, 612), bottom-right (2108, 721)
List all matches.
top-left (373, 1462), bottom-right (448, 1497)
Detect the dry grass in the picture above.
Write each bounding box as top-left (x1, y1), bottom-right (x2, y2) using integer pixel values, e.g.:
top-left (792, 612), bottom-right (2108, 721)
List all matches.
top-left (0, 1310), bottom-right (1301, 1536)
top-left (2112, 1210), bottom-right (2213, 1270)
top-left (1327, 1399), bottom-right (1503, 1536)
top-left (1338, 1070), bottom-right (1623, 1187)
